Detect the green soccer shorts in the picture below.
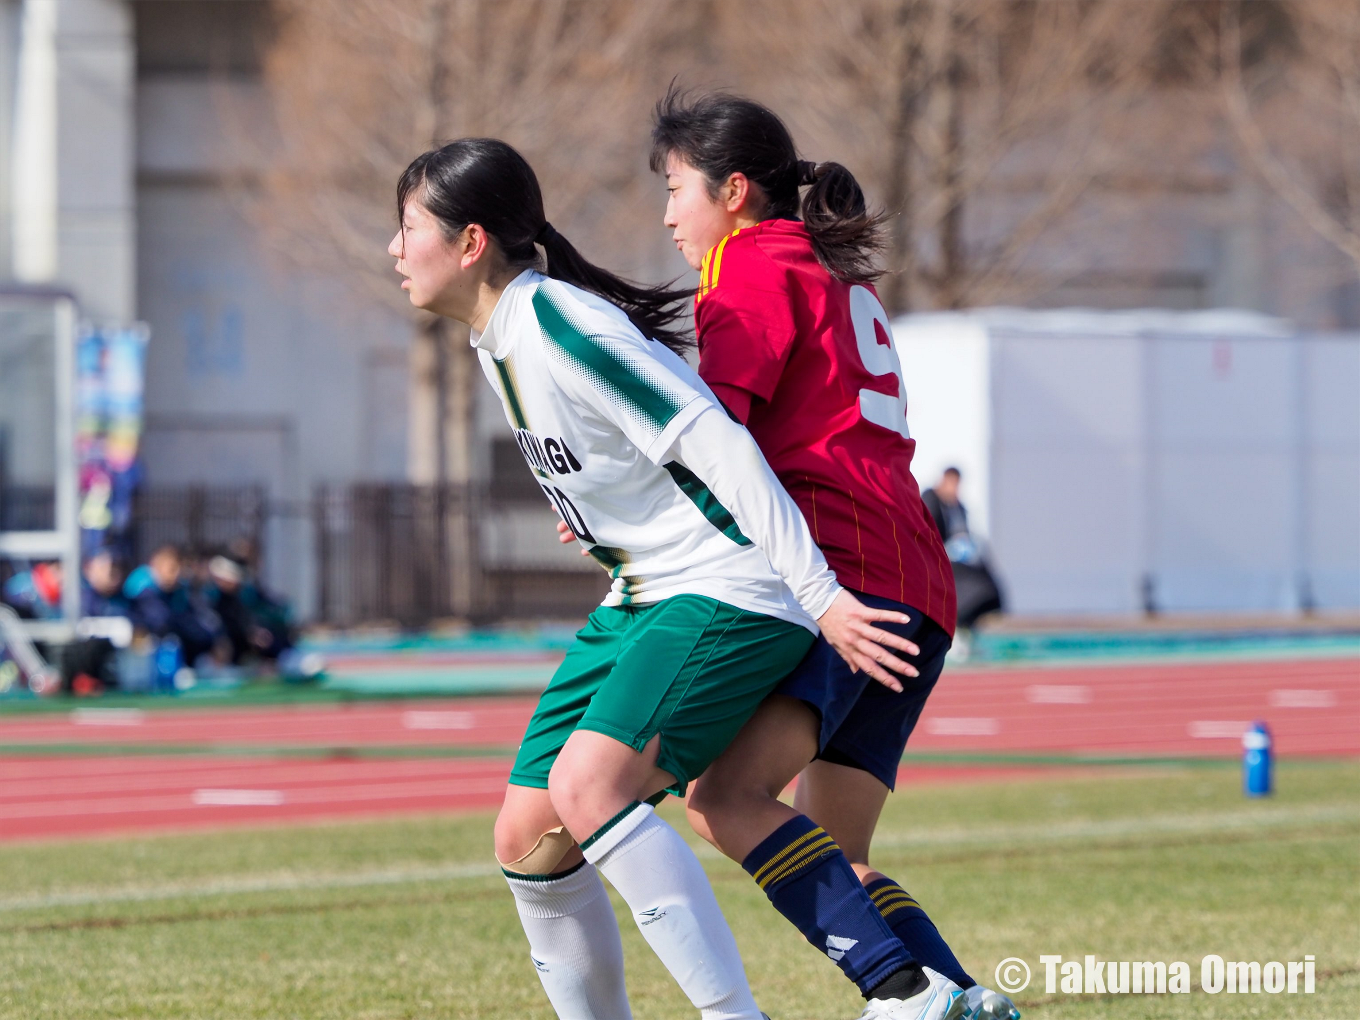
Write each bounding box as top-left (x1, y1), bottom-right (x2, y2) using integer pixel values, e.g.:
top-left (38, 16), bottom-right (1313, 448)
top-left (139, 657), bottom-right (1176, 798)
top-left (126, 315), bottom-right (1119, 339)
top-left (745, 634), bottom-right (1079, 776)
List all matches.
top-left (509, 594), bottom-right (815, 796)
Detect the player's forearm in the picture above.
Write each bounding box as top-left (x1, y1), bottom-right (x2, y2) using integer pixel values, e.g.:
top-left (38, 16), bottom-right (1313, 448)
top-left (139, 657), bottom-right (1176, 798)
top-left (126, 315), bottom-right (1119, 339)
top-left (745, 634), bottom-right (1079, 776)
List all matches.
top-left (669, 406), bottom-right (841, 619)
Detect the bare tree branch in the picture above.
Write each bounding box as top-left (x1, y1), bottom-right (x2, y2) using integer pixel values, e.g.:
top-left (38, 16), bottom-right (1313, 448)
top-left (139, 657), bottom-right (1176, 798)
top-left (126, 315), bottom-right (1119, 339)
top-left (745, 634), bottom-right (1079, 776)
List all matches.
top-left (719, 0), bottom-right (1166, 311)
top-left (1219, 1), bottom-right (1360, 276)
top-left (215, 0), bottom-right (675, 492)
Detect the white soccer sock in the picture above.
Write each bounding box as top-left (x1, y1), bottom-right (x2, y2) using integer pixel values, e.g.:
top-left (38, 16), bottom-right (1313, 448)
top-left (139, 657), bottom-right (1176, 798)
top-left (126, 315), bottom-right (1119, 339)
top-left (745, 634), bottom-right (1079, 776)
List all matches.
top-left (504, 861), bottom-right (632, 1020)
top-left (582, 802), bottom-right (762, 1020)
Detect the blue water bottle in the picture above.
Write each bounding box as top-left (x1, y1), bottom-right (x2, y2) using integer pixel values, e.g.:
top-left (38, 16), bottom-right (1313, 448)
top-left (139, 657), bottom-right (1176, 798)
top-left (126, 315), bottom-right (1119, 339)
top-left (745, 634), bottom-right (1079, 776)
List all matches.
top-left (153, 635), bottom-right (183, 694)
top-left (1243, 721), bottom-right (1272, 797)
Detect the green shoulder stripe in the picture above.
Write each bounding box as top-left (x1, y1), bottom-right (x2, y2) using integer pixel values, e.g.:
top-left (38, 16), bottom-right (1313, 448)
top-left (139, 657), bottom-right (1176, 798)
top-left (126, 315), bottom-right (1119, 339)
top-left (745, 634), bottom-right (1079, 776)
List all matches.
top-left (532, 288), bottom-right (682, 432)
top-left (663, 461), bottom-right (752, 547)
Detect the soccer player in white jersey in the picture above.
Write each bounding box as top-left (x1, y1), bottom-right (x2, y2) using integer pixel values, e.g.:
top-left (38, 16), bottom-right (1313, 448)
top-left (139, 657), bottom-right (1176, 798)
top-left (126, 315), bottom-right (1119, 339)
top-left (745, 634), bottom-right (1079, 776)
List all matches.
top-left (388, 138), bottom-right (922, 1020)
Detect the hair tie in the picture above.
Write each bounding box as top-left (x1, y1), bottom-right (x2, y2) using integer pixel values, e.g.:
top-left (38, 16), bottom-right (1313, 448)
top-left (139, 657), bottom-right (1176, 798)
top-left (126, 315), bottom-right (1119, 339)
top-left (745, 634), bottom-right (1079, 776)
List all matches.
top-left (797, 160), bottom-right (820, 186)
top-left (534, 221), bottom-right (558, 245)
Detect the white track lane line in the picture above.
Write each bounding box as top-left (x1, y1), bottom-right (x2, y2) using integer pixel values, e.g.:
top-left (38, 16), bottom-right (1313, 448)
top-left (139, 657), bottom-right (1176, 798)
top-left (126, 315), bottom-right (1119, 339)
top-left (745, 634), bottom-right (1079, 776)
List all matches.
top-left (0, 862), bottom-right (502, 912)
top-left (0, 777), bottom-right (510, 820)
top-left (1, 760), bottom-right (510, 800)
top-left (864, 802), bottom-right (1360, 852)
top-left (0, 755), bottom-right (512, 783)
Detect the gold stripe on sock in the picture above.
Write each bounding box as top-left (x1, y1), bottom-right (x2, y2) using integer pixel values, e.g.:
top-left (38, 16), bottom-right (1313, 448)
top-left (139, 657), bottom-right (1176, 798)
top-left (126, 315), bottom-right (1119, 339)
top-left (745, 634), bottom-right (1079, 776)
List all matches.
top-left (757, 835), bottom-right (837, 890)
top-left (871, 886), bottom-right (920, 908)
top-left (875, 903), bottom-right (919, 919)
top-left (873, 891), bottom-right (921, 909)
top-left (758, 839), bottom-right (836, 891)
top-left (878, 897), bottom-right (922, 919)
top-left (751, 827), bottom-right (827, 886)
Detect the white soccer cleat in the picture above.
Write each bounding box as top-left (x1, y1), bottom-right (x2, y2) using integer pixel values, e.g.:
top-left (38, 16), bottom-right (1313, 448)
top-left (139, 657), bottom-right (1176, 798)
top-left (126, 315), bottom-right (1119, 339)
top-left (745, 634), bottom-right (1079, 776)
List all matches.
top-left (857, 967), bottom-right (968, 1020)
top-left (962, 985), bottom-right (1020, 1020)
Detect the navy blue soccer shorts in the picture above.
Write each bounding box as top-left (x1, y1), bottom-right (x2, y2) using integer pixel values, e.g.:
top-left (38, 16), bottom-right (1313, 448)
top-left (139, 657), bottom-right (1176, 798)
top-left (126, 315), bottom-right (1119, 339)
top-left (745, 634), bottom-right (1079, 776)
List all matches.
top-left (776, 590), bottom-right (952, 791)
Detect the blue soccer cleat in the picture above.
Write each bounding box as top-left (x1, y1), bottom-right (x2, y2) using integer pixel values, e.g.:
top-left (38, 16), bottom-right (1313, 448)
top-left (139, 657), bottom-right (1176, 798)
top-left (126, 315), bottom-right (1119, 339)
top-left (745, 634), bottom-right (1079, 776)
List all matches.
top-left (962, 985), bottom-right (1021, 1020)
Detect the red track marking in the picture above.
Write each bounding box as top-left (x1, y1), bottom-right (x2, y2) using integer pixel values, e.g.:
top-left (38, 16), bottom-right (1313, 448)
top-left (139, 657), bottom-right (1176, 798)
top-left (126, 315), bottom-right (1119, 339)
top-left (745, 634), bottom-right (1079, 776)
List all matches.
top-left (4, 659), bottom-right (1351, 755)
top-left (914, 657), bottom-right (1360, 756)
top-left (0, 697), bottom-right (533, 748)
top-left (0, 756), bottom-right (513, 842)
top-left (0, 758), bottom-right (1104, 843)
top-left (0, 657), bottom-right (1355, 842)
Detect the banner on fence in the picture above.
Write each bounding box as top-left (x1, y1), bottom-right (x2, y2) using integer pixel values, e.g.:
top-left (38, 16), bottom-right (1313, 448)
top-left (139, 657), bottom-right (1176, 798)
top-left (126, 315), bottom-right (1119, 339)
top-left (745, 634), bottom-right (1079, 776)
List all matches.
top-left (76, 323), bottom-right (150, 554)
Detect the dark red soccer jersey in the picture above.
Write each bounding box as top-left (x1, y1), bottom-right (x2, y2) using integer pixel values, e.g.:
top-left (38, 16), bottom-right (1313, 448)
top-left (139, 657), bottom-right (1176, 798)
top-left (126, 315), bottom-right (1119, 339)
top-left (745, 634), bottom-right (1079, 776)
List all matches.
top-left (694, 218), bottom-right (957, 635)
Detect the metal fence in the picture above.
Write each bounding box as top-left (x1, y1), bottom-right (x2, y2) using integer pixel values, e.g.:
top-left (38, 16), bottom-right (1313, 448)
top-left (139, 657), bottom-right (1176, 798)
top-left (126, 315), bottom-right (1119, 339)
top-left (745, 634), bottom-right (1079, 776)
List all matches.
top-left (7, 483), bottom-right (607, 628)
top-left (312, 483), bottom-right (607, 626)
top-left (130, 486), bottom-right (269, 566)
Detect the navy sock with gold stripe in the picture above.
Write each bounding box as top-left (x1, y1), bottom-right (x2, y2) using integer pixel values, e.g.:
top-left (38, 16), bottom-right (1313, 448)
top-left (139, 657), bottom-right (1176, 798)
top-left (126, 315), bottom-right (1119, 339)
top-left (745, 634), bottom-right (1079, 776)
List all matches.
top-left (864, 876), bottom-right (975, 989)
top-left (741, 814), bottom-right (914, 995)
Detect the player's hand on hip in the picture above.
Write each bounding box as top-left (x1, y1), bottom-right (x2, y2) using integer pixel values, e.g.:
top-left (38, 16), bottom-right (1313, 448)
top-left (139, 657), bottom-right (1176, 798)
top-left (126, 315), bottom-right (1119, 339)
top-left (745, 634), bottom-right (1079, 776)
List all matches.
top-left (815, 589), bottom-right (919, 692)
top-left (555, 519), bottom-right (590, 555)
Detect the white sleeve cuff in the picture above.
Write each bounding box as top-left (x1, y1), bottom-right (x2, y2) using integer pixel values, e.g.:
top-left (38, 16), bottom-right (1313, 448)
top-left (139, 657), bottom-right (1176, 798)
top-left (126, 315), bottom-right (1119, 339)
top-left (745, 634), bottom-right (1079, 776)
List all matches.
top-left (641, 397), bottom-right (709, 466)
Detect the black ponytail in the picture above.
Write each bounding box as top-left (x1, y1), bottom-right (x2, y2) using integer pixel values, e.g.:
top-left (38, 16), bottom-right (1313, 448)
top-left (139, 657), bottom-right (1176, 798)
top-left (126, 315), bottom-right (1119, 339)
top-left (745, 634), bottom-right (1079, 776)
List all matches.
top-left (398, 139), bottom-right (692, 353)
top-left (650, 85), bottom-right (885, 284)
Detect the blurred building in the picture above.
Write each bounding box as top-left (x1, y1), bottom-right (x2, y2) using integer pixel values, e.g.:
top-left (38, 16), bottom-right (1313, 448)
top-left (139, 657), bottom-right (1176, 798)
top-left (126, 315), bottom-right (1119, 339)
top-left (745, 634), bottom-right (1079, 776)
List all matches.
top-left (2, 1), bottom-right (420, 614)
top-left (2, 0), bottom-right (1357, 621)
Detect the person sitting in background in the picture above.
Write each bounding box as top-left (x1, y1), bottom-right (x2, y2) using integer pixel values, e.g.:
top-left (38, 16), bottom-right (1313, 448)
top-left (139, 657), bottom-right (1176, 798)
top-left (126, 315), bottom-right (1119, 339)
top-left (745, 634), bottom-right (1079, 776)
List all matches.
top-left (81, 550), bottom-right (129, 618)
top-left (206, 554), bottom-right (291, 664)
top-left (1, 561), bottom-right (63, 620)
top-left (227, 537), bottom-right (294, 651)
top-left (921, 467), bottom-right (976, 565)
top-left (57, 551), bottom-right (133, 695)
top-left (124, 544), bottom-right (223, 665)
top-left (922, 467), bottom-right (1003, 640)
top-left (226, 536), bottom-right (261, 578)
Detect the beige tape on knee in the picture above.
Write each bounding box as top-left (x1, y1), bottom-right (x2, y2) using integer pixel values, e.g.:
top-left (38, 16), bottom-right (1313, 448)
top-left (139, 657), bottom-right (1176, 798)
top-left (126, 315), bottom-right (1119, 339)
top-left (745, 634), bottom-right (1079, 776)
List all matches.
top-left (499, 825), bottom-right (578, 876)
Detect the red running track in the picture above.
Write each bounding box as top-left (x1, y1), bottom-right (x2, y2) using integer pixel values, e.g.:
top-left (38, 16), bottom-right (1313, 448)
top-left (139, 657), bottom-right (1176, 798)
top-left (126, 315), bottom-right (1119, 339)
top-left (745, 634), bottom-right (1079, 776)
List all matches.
top-left (0, 699), bottom-right (531, 748)
top-left (0, 755), bottom-right (511, 842)
top-left (913, 656), bottom-right (1359, 756)
top-left (0, 657), bottom-right (1354, 842)
top-left (0, 756), bottom-right (1084, 843)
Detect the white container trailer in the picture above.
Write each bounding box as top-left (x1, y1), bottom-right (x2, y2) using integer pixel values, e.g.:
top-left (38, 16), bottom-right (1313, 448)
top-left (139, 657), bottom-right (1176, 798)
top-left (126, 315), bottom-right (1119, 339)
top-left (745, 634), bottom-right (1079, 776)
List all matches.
top-left (893, 309), bottom-right (1360, 615)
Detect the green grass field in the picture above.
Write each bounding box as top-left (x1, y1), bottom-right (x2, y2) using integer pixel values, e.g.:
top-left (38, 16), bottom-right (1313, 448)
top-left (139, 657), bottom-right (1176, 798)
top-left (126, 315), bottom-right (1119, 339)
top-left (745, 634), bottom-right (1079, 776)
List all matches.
top-left (1, 761), bottom-right (1356, 1020)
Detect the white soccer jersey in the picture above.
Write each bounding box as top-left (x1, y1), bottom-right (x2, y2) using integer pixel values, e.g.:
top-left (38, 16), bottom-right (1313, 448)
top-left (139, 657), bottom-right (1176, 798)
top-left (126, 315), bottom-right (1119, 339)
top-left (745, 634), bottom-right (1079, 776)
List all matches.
top-left (472, 269), bottom-right (840, 630)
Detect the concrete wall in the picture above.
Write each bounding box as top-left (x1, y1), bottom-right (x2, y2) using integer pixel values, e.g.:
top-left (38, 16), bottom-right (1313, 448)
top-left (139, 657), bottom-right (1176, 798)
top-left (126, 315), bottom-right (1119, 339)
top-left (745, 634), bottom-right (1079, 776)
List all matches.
top-left (1298, 336), bottom-right (1360, 609)
top-left (0, 0), bottom-right (18, 280)
top-left (7, 0), bottom-right (134, 321)
top-left (989, 328), bottom-right (1148, 614)
top-left (134, 70), bottom-right (413, 610)
top-left (893, 314), bottom-right (992, 537)
top-left (896, 310), bottom-right (1360, 616)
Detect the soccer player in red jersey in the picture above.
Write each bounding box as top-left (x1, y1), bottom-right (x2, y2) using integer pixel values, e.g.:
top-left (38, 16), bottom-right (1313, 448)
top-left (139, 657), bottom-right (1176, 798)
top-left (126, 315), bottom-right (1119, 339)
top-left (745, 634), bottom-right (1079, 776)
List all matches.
top-left (652, 89), bottom-right (1019, 1020)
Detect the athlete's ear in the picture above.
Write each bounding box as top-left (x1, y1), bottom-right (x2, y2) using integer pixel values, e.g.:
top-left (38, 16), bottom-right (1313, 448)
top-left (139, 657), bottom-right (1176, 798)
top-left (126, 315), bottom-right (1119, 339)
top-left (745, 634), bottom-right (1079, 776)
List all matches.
top-left (459, 223), bottom-right (492, 268)
top-left (720, 172), bottom-right (752, 214)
